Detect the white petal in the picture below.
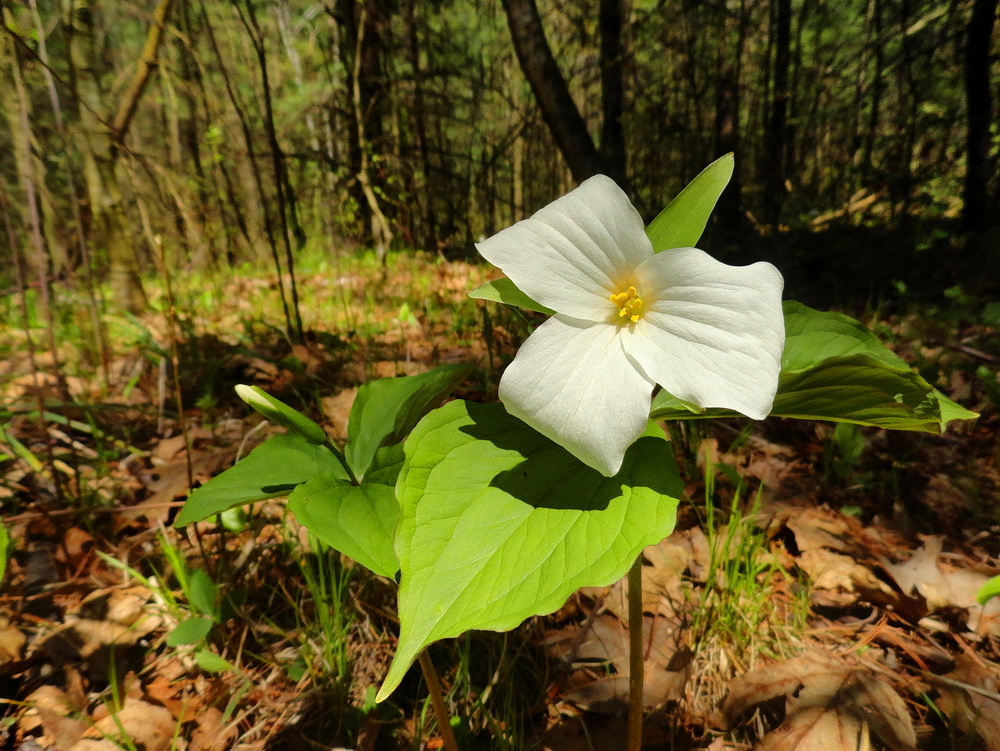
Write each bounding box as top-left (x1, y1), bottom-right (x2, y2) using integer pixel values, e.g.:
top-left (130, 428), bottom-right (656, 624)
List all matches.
top-left (499, 315), bottom-right (653, 477)
top-left (476, 175), bottom-right (653, 321)
top-left (622, 248), bottom-right (785, 419)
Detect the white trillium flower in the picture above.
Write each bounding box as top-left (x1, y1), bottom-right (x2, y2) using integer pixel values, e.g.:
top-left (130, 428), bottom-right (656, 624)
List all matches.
top-left (475, 175), bottom-right (785, 477)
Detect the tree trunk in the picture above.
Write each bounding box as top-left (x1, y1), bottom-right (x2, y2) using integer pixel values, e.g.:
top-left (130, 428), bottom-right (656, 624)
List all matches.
top-left (598, 0), bottom-right (628, 189)
top-left (110, 0), bottom-right (174, 143)
top-left (68, 0), bottom-right (173, 313)
top-left (405, 0), bottom-right (438, 249)
top-left (242, 0), bottom-right (305, 340)
top-left (500, 0), bottom-right (606, 184)
top-left (962, 0), bottom-right (998, 231)
top-left (200, 0), bottom-right (294, 336)
top-left (3, 13), bottom-right (55, 307)
top-left (68, 0), bottom-right (141, 312)
top-left (763, 0), bottom-right (791, 230)
top-left (862, 0), bottom-right (885, 180)
top-left (713, 0), bottom-right (748, 233)
top-left (174, 0), bottom-right (217, 269)
top-left (332, 0), bottom-right (393, 256)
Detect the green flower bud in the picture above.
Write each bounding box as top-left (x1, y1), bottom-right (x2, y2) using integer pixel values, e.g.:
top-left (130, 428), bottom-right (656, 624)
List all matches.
top-left (235, 384), bottom-right (327, 445)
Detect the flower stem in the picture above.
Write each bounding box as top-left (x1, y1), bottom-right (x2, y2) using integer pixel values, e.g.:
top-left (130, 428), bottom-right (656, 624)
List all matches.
top-left (324, 439), bottom-right (358, 485)
top-left (627, 554), bottom-right (644, 751)
top-left (418, 649), bottom-right (461, 751)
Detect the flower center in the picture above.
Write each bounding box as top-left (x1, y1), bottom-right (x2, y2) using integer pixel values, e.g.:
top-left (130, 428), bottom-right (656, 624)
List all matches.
top-left (610, 286), bottom-right (644, 323)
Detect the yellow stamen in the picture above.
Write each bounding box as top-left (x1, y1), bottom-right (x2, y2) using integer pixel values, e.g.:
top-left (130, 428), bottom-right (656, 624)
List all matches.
top-left (609, 285), bottom-right (644, 323)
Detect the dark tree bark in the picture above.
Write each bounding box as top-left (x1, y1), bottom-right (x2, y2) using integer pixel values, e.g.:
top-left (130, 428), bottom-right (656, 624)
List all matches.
top-left (861, 0), bottom-right (885, 180)
top-left (598, 0), bottom-right (628, 190)
top-left (962, 0), bottom-right (998, 231)
top-left (714, 63), bottom-right (743, 230)
top-left (713, 0), bottom-right (748, 233)
top-left (405, 0), bottom-right (437, 248)
top-left (331, 0), bottom-right (393, 255)
top-left (763, 0), bottom-right (791, 229)
top-left (501, 0), bottom-right (622, 185)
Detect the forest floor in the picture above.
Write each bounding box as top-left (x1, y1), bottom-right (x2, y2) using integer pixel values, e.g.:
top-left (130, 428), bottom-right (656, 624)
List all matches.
top-left (1, 250), bottom-right (999, 751)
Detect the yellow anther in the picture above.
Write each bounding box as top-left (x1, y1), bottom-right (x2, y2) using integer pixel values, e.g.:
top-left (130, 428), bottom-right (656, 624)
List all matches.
top-left (609, 285), bottom-right (644, 323)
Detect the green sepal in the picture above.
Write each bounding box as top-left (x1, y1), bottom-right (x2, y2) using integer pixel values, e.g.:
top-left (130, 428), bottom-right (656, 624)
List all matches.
top-left (468, 277), bottom-right (554, 315)
top-left (187, 569), bottom-right (218, 618)
top-left (645, 153), bottom-right (734, 252)
top-left (0, 522), bottom-right (11, 586)
top-left (167, 617), bottom-right (213, 646)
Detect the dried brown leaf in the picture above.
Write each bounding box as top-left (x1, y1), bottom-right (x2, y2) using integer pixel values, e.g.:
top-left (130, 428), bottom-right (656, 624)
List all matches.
top-left (882, 536), bottom-right (1000, 634)
top-left (53, 527), bottom-right (95, 567)
top-left (189, 706), bottom-right (238, 751)
top-left (717, 649), bottom-right (840, 726)
top-left (797, 549), bottom-right (893, 594)
top-left (67, 740), bottom-right (121, 751)
top-left (756, 704), bottom-right (870, 751)
top-left (933, 654), bottom-right (1000, 751)
top-left (152, 434), bottom-right (189, 463)
top-left (82, 698), bottom-right (176, 751)
top-left (556, 612), bottom-right (688, 710)
top-left (717, 649), bottom-right (916, 751)
top-left (785, 508), bottom-right (851, 553)
top-left (20, 685), bottom-right (88, 750)
top-left (321, 387), bottom-right (358, 442)
top-left (0, 620), bottom-right (26, 667)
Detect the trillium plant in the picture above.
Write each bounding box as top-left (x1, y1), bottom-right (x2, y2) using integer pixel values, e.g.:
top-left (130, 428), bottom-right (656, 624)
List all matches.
top-left (175, 154), bottom-right (976, 751)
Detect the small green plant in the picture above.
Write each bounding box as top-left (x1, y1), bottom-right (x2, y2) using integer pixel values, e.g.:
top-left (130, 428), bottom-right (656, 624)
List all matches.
top-left (691, 459), bottom-right (808, 668)
top-left (919, 692), bottom-right (982, 751)
top-left (292, 536), bottom-right (355, 687)
top-left (97, 531), bottom-right (228, 648)
top-left (823, 422), bottom-right (868, 485)
top-left (0, 520), bottom-right (11, 589)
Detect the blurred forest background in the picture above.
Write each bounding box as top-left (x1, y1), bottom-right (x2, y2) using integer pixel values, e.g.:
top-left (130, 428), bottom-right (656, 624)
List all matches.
top-left (2, 0), bottom-right (998, 323)
top-left (3, 3), bottom-right (1000, 748)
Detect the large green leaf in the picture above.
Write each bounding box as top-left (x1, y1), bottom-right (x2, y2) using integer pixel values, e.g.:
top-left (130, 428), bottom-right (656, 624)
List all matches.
top-left (288, 445), bottom-right (403, 579)
top-left (781, 301), bottom-right (909, 372)
top-left (377, 401), bottom-right (682, 700)
top-left (649, 301), bottom-right (978, 431)
top-left (772, 354), bottom-right (943, 430)
top-left (645, 153), bottom-right (734, 252)
top-left (468, 277), bottom-right (554, 315)
top-left (346, 363), bottom-right (473, 481)
top-left (174, 433), bottom-right (349, 527)
top-left (783, 301), bottom-right (977, 426)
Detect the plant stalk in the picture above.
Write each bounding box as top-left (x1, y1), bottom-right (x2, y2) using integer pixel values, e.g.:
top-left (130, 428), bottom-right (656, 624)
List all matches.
top-left (325, 440), bottom-right (358, 485)
top-left (627, 554), bottom-right (644, 751)
top-left (417, 650), bottom-right (460, 751)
